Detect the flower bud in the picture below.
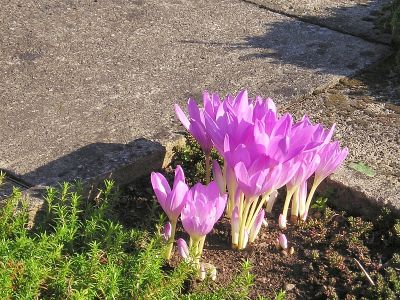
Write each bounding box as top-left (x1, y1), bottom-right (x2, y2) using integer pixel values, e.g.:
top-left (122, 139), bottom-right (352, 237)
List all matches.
top-left (177, 238), bottom-right (189, 260)
top-left (162, 222), bottom-right (171, 241)
top-left (278, 233), bottom-right (288, 250)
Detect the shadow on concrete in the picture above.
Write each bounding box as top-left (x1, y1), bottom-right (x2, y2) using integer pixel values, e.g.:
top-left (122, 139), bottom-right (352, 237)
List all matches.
top-left (0, 138), bottom-right (167, 228)
top-left (180, 1), bottom-right (398, 104)
top-left (20, 138), bottom-right (166, 193)
top-left (243, 0), bottom-right (393, 44)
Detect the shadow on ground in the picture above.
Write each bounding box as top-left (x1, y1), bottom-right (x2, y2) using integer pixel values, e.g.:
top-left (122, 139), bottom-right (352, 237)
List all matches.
top-left (180, 0), bottom-right (399, 104)
top-left (2, 138), bottom-right (166, 195)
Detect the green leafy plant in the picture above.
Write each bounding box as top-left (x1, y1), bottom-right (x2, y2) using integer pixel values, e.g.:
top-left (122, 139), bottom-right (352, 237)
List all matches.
top-left (311, 197), bottom-right (328, 211)
top-left (0, 181), bottom-right (253, 299)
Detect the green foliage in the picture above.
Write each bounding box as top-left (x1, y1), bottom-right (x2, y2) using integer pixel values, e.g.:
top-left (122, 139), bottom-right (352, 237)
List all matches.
top-left (256, 289), bottom-right (286, 300)
top-left (311, 197), bottom-right (328, 211)
top-left (366, 267), bottom-right (400, 300)
top-left (348, 162), bottom-right (376, 177)
top-left (391, 0), bottom-right (400, 46)
top-left (0, 181), bottom-right (253, 299)
top-left (347, 216), bottom-right (373, 241)
top-left (381, 0), bottom-right (400, 65)
top-left (172, 133), bottom-right (223, 185)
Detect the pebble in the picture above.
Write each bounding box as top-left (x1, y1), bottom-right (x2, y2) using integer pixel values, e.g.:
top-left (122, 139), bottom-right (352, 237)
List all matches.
top-left (285, 283), bottom-right (296, 291)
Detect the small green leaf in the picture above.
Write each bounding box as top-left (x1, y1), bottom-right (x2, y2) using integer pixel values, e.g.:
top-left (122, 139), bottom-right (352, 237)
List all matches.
top-left (349, 162), bottom-right (376, 177)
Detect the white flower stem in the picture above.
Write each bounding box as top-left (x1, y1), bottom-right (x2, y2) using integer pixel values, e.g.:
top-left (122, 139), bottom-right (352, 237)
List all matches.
top-left (192, 238), bottom-right (201, 267)
top-left (238, 198), bottom-right (253, 249)
top-left (291, 187), bottom-right (299, 222)
top-left (198, 236), bottom-right (206, 256)
top-left (304, 178), bottom-right (321, 220)
top-left (247, 192), bottom-right (270, 230)
top-left (282, 188), bottom-right (295, 223)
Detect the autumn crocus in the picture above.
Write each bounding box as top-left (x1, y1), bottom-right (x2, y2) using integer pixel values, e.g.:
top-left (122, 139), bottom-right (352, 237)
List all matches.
top-left (151, 165), bottom-right (189, 259)
top-left (181, 181), bottom-right (227, 265)
top-left (302, 141), bottom-right (349, 220)
top-left (281, 152), bottom-right (321, 228)
top-left (175, 93), bottom-right (215, 183)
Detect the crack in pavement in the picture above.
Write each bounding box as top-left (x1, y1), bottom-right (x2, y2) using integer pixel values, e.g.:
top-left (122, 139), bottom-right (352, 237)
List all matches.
top-left (238, 0), bottom-right (391, 46)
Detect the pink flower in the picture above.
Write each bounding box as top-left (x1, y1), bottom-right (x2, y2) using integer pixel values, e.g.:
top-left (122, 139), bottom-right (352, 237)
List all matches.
top-left (315, 141), bottom-right (349, 184)
top-left (175, 94), bottom-right (213, 154)
top-left (234, 158), bottom-right (269, 198)
top-left (151, 165), bottom-right (189, 222)
top-left (181, 181), bottom-right (227, 240)
top-left (286, 152), bottom-right (321, 190)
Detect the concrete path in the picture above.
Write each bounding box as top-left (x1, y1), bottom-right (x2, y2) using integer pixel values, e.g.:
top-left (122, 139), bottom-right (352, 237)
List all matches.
top-left (0, 0), bottom-right (397, 214)
top-left (245, 0), bottom-right (393, 43)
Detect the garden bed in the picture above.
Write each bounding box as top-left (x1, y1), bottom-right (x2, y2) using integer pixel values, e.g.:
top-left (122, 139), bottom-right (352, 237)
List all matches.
top-left (120, 170), bottom-right (400, 300)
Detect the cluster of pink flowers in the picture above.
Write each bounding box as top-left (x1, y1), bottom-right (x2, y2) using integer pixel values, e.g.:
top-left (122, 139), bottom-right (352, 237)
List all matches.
top-left (151, 166), bottom-right (226, 269)
top-left (152, 90), bottom-right (348, 277)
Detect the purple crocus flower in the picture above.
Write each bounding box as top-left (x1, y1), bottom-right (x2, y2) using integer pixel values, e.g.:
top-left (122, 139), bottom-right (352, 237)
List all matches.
top-left (181, 181), bottom-right (227, 240)
top-left (151, 165), bottom-right (189, 222)
top-left (314, 141), bottom-right (349, 184)
top-left (302, 141), bottom-right (349, 220)
top-left (175, 97), bottom-right (213, 154)
top-left (234, 159), bottom-right (269, 199)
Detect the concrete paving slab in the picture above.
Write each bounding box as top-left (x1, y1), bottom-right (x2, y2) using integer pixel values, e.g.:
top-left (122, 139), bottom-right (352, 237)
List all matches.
top-left (245, 0), bottom-right (393, 44)
top-left (282, 73), bottom-right (400, 217)
top-left (0, 0), bottom-right (390, 192)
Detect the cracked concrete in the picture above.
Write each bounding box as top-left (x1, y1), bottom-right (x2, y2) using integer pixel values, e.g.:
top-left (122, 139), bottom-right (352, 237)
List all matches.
top-left (244, 0), bottom-right (393, 44)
